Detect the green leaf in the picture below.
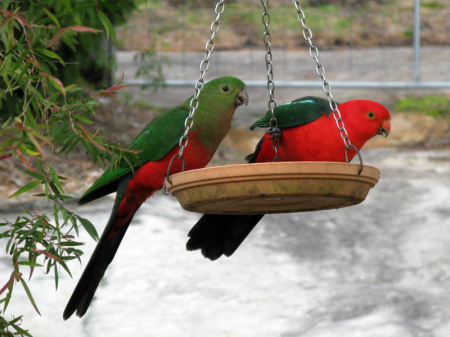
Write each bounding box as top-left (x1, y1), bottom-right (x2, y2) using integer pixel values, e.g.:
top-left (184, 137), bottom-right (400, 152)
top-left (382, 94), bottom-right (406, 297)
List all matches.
top-left (1, 117), bottom-right (12, 128)
top-left (19, 207), bottom-right (32, 216)
top-left (9, 315), bottom-right (23, 326)
top-left (23, 170), bottom-right (45, 181)
top-left (61, 32), bottom-right (76, 51)
top-left (19, 277), bottom-right (41, 316)
top-left (3, 272), bottom-right (14, 312)
top-left (29, 1), bottom-right (34, 20)
top-left (25, 107), bottom-right (38, 130)
top-left (61, 0), bottom-right (72, 12)
top-left (58, 133), bottom-right (77, 154)
top-left (54, 264), bottom-right (59, 290)
top-left (60, 241), bottom-right (84, 246)
top-left (42, 8), bottom-right (60, 28)
top-left (97, 10), bottom-right (117, 43)
top-left (66, 86), bottom-right (83, 94)
top-left (35, 48), bottom-right (65, 66)
top-left (81, 139), bottom-right (98, 162)
top-left (54, 194), bottom-right (74, 200)
top-left (3, 0), bottom-right (10, 10)
top-left (49, 182), bottom-right (60, 196)
top-left (36, 217), bottom-right (48, 242)
top-left (78, 216), bottom-right (99, 241)
top-left (18, 261), bottom-right (43, 267)
top-left (9, 180), bottom-right (42, 198)
top-left (54, 203), bottom-right (60, 243)
top-left (51, 121), bottom-right (70, 138)
top-left (72, 114), bottom-right (93, 124)
top-left (27, 215), bottom-right (45, 236)
top-left (10, 60), bottom-right (31, 89)
top-left (58, 260), bottom-right (72, 278)
top-left (49, 165), bottom-right (63, 193)
top-left (19, 143), bottom-right (40, 156)
top-left (61, 207), bottom-right (68, 223)
top-left (69, 213), bottom-right (79, 237)
top-left (64, 136), bottom-right (81, 155)
top-left (35, 159), bottom-right (46, 174)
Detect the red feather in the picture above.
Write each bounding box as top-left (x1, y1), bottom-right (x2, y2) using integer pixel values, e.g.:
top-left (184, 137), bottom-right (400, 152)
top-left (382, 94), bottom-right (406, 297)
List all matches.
top-left (256, 100), bottom-right (391, 163)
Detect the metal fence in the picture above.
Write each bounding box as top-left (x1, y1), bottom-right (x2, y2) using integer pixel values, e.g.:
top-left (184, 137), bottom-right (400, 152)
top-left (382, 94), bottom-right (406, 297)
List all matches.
top-left (118, 0), bottom-right (450, 89)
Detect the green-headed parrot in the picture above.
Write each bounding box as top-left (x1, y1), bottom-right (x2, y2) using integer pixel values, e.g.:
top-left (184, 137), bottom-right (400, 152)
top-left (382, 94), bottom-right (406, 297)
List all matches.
top-left (186, 96), bottom-right (391, 261)
top-left (63, 76), bottom-right (248, 320)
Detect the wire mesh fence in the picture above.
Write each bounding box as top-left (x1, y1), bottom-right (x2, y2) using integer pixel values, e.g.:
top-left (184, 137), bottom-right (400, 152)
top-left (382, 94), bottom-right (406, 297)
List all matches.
top-left (116, 0), bottom-right (450, 88)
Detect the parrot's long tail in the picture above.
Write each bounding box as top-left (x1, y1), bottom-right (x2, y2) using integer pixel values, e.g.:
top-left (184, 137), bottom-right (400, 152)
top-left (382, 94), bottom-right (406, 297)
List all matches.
top-left (186, 214), bottom-right (264, 260)
top-left (63, 175), bottom-right (149, 320)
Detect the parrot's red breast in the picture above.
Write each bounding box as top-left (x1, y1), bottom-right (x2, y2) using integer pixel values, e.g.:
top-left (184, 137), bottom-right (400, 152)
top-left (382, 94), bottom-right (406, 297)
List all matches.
top-left (255, 99), bottom-right (391, 163)
top-left (108, 132), bottom-right (213, 238)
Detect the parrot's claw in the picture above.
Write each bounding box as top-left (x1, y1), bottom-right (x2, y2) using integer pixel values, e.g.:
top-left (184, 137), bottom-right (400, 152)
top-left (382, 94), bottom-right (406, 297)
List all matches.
top-left (266, 127), bottom-right (282, 140)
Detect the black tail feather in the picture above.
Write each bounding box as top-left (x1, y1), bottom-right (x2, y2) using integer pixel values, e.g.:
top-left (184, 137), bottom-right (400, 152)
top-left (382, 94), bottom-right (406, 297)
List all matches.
top-left (63, 215), bottom-right (133, 319)
top-left (244, 136), bottom-right (264, 163)
top-left (188, 137), bottom-right (265, 261)
top-left (77, 181), bottom-right (119, 206)
top-left (186, 214), bottom-right (264, 260)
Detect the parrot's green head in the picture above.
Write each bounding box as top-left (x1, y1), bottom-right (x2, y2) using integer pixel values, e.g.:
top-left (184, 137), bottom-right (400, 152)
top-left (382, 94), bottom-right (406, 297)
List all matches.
top-left (198, 76), bottom-right (249, 109)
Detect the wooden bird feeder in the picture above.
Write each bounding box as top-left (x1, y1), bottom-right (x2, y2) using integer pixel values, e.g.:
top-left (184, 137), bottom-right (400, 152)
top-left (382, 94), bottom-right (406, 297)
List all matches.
top-left (163, 1), bottom-right (382, 215)
top-left (165, 162), bottom-right (379, 215)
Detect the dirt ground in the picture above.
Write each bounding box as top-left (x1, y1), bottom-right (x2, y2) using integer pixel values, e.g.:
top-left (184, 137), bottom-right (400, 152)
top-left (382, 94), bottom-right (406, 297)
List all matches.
top-left (116, 0), bottom-right (450, 52)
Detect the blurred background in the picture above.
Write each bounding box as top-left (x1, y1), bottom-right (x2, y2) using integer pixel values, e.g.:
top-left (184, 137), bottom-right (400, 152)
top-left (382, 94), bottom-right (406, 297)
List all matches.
top-left (1, 0), bottom-right (450, 336)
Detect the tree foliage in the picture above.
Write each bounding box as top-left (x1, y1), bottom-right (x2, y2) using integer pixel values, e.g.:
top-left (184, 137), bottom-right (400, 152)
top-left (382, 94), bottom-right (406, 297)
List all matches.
top-left (1, 0), bottom-right (137, 119)
top-left (0, 1), bottom-right (139, 335)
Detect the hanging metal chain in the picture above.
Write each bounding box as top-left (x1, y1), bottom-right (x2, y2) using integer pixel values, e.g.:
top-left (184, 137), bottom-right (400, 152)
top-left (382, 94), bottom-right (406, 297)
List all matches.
top-left (261, 0), bottom-right (280, 162)
top-left (163, 0), bottom-right (225, 194)
top-left (292, 0), bottom-right (363, 173)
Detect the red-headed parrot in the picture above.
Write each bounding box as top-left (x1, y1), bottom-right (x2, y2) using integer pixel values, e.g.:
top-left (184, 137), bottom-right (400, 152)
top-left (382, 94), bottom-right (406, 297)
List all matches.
top-left (186, 96), bottom-right (391, 261)
top-left (63, 76), bottom-right (248, 319)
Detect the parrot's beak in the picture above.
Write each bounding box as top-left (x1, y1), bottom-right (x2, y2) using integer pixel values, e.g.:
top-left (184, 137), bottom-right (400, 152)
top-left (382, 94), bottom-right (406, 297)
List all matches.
top-left (377, 119), bottom-right (391, 138)
top-left (236, 89), bottom-right (249, 106)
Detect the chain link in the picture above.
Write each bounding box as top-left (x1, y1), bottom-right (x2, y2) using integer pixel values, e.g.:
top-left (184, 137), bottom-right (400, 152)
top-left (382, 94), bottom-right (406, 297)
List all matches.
top-left (261, 0), bottom-right (280, 162)
top-left (292, 0), bottom-right (362, 172)
top-left (163, 0), bottom-right (225, 193)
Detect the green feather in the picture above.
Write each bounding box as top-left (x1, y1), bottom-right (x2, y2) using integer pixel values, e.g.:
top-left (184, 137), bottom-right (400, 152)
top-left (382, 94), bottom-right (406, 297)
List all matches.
top-left (250, 96), bottom-right (338, 130)
top-left (79, 76), bottom-right (246, 204)
top-left (79, 106), bottom-right (189, 201)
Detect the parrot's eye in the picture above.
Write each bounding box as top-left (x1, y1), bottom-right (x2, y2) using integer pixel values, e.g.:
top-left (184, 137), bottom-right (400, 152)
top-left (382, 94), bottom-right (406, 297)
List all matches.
top-left (367, 111), bottom-right (375, 119)
top-left (221, 86), bottom-right (230, 92)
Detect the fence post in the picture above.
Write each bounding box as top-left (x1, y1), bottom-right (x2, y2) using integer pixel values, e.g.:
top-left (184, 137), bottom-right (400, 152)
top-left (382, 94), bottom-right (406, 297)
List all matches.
top-left (414, 0), bottom-right (421, 82)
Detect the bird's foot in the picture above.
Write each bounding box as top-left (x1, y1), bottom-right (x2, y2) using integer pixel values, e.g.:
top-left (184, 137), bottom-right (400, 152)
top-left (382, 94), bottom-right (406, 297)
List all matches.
top-left (266, 127), bottom-right (282, 140)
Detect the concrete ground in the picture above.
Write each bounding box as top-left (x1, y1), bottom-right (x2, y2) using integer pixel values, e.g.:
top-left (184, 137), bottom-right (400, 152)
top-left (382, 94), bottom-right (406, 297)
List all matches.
top-left (2, 148), bottom-right (450, 337)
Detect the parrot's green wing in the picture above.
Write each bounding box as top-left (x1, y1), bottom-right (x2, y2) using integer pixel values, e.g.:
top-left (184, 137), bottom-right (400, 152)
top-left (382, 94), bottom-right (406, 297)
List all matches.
top-left (250, 96), bottom-right (338, 130)
top-left (78, 103), bottom-right (190, 205)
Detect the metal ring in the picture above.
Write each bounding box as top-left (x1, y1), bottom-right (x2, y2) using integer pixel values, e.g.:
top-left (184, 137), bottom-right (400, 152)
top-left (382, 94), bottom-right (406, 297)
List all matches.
top-left (166, 154), bottom-right (186, 184)
top-left (316, 64), bottom-right (325, 77)
top-left (309, 46), bottom-right (319, 58)
top-left (190, 97), bottom-right (199, 110)
top-left (215, 1), bottom-right (224, 14)
top-left (211, 21), bottom-right (220, 34)
top-left (268, 99), bottom-right (277, 111)
top-left (205, 39), bottom-right (214, 52)
top-left (269, 117), bottom-right (278, 129)
top-left (179, 134), bottom-right (189, 148)
top-left (345, 145), bottom-right (363, 174)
